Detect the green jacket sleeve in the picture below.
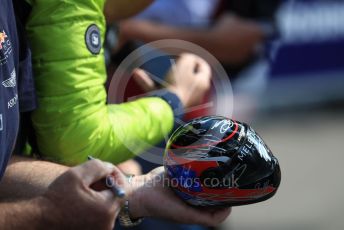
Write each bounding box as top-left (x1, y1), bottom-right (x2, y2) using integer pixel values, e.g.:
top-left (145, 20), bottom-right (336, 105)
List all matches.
top-left (26, 0), bottom-right (174, 165)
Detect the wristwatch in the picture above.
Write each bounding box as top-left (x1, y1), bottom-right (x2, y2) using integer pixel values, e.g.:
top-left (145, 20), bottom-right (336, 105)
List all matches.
top-left (118, 175), bottom-right (144, 227)
top-left (118, 200), bottom-right (143, 227)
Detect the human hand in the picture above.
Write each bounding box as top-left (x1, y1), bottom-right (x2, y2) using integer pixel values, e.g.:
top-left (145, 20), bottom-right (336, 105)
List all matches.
top-left (210, 14), bottom-right (264, 64)
top-left (117, 159), bottom-right (142, 176)
top-left (126, 167), bottom-right (231, 226)
top-left (132, 53), bottom-right (212, 108)
top-left (41, 160), bottom-right (126, 230)
top-left (104, 0), bottom-right (154, 22)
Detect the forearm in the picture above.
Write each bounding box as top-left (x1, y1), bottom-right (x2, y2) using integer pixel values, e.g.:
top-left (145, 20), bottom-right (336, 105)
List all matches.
top-left (0, 197), bottom-right (49, 229)
top-left (0, 156), bottom-right (68, 201)
top-left (105, 0), bottom-right (154, 22)
top-left (159, 25), bottom-right (262, 64)
top-left (123, 21), bottom-right (199, 44)
top-left (104, 97), bottom-right (174, 163)
top-left (123, 19), bottom-right (264, 65)
top-left (203, 23), bottom-right (265, 65)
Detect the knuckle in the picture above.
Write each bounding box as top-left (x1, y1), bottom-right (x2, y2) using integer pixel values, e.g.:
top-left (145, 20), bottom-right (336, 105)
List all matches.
top-left (91, 159), bottom-right (105, 170)
top-left (67, 168), bottom-right (81, 181)
top-left (180, 53), bottom-right (195, 60)
top-left (195, 56), bottom-right (207, 65)
top-left (195, 55), bottom-right (206, 62)
top-left (179, 52), bottom-right (189, 58)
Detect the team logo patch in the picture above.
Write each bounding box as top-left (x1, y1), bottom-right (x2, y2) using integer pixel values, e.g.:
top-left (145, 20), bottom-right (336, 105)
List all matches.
top-left (0, 29), bottom-right (12, 66)
top-left (85, 24), bottom-right (101, 54)
top-left (2, 69), bottom-right (16, 88)
top-left (0, 30), bottom-right (8, 50)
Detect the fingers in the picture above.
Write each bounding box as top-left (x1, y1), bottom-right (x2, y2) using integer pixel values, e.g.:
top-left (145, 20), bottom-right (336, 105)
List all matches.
top-left (148, 166), bottom-right (164, 177)
top-left (132, 68), bottom-right (156, 92)
top-left (117, 159), bottom-right (142, 175)
top-left (165, 53), bottom-right (213, 107)
top-left (186, 207), bottom-right (231, 227)
top-left (108, 165), bottom-right (128, 187)
top-left (177, 53), bottom-right (211, 80)
top-left (209, 208), bottom-right (232, 226)
top-left (70, 160), bottom-right (115, 186)
top-left (161, 193), bottom-right (230, 227)
top-left (99, 189), bottom-right (123, 228)
top-left (176, 53), bottom-right (200, 74)
top-left (195, 56), bottom-right (212, 78)
top-left (100, 189), bottom-right (118, 202)
top-left (99, 188), bottom-right (125, 211)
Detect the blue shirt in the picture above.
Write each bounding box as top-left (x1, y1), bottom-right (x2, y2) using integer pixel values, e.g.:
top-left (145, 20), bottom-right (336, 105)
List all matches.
top-left (0, 0), bottom-right (35, 180)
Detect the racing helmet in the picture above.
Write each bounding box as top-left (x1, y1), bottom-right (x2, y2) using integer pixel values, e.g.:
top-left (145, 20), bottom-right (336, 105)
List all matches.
top-left (164, 116), bottom-right (281, 207)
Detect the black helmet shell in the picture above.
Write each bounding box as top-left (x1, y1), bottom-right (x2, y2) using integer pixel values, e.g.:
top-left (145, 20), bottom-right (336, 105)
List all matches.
top-left (164, 116), bottom-right (281, 207)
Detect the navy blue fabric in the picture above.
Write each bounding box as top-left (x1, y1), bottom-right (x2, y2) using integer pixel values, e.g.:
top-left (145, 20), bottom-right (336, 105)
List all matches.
top-left (224, 0), bottom-right (281, 21)
top-left (0, 0), bottom-right (35, 180)
top-left (220, 0), bottom-right (281, 79)
top-left (151, 89), bottom-right (185, 122)
top-left (114, 218), bottom-right (208, 230)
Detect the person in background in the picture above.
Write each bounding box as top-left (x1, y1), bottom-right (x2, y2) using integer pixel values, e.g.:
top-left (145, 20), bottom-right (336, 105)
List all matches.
top-left (107, 0), bottom-right (219, 76)
top-left (119, 0), bottom-right (281, 79)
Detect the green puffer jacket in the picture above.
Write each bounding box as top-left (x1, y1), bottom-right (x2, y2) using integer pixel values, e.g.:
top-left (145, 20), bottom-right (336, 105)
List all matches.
top-left (25, 0), bottom-right (174, 165)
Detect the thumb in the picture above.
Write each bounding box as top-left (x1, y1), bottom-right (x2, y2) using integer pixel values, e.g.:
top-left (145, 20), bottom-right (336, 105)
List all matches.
top-left (71, 160), bottom-right (115, 186)
top-left (132, 68), bottom-right (157, 92)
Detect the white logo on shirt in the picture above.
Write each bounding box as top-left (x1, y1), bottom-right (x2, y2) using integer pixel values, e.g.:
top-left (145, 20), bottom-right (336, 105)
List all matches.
top-left (8, 94), bottom-right (18, 109)
top-left (2, 69), bottom-right (16, 88)
top-left (0, 114), bottom-right (3, 131)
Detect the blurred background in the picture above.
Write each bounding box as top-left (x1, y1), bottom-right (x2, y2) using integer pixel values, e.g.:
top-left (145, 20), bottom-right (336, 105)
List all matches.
top-left (221, 1), bottom-right (344, 229)
top-left (105, 0), bottom-right (344, 229)
top-left (221, 105), bottom-right (344, 230)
